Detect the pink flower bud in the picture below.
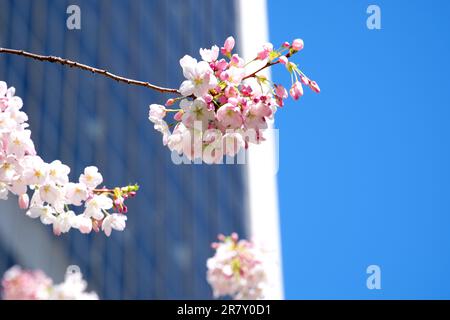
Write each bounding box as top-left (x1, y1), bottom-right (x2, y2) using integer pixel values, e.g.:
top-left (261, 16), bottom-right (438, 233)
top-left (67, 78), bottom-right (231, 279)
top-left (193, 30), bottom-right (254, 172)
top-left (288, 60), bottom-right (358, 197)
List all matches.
top-left (218, 96), bottom-right (228, 104)
top-left (300, 75), bottom-right (310, 85)
top-left (221, 36), bottom-right (235, 56)
top-left (238, 97), bottom-right (247, 106)
top-left (174, 110), bottom-right (183, 121)
top-left (275, 84), bottom-right (288, 99)
top-left (240, 85), bottom-right (253, 96)
top-left (128, 191), bottom-right (137, 198)
top-left (282, 41), bottom-right (290, 48)
top-left (231, 232), bottom-right (239, 241)
top-left (279, 56), bottom-right (288, 65)
top-left (18, 194), bottom-right (29, 209)
top-left (289, 81), bottom-right (304, 100)
top-left (292, 38), bottom-right (304, 51)
top-left (211, 242), bottom-right (219, 249)
top-left (215, 59), bottom-right (228, 72)
top-left (225, 86), bottom-right (238, 98)
top-left (220, 71), bottom-right (230, 81)
top-left (230, 54), bottom-right (243, 67)
top-left (204, 94), bottom-right (213, 103)
top-left (165, 98), bottom-right (175, 106)
top-left (309, 80), bottom-right (320, 93)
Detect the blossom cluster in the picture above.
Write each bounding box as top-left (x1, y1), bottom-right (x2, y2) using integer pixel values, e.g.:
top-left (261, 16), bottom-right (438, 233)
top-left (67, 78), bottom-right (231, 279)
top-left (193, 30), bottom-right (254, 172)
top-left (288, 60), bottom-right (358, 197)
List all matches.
top-left (206, 233), bottom-right (267, 300)
top-left (0, 81), bottom-right (137, 236)
top-left (149, 36), bottom-right (320, 163)
top-left (1, 266), bottom-right (98, 300)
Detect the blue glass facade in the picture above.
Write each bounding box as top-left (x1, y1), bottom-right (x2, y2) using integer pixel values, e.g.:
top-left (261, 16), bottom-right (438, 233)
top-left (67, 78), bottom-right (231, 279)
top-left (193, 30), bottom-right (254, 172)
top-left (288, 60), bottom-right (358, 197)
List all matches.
top-left (0, 0), bottom-right (248, 299)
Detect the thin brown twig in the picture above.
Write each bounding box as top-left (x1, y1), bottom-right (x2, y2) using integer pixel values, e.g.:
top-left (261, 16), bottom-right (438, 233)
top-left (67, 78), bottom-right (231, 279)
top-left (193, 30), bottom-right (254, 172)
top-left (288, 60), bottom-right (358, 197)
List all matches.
top-left (0, 47), bottom-right (180, 95)
top-left (242, 51), bottom-right (295, 80)
top-left (242, 61), bottom-right (279, 80)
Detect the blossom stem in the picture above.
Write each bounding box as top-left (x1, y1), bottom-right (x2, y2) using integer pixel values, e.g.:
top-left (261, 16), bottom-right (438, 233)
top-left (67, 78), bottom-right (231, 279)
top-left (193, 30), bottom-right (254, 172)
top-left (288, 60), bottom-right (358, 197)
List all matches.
top-left (0, 48), bottom-right (180, 95)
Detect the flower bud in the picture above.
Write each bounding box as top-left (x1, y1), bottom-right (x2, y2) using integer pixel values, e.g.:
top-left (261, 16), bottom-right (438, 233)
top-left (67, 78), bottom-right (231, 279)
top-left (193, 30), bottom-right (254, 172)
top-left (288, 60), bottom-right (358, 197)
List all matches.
top-left (18, 194), bottom-right (29, 209)
top-left (292, 38), bottom-right (304, 51)
top-left (165, 98), bottom-right (175, 106)
top-left (309, 80), bottom-right (320, 93)
top-left (279, 56), bottom-right (288, 65)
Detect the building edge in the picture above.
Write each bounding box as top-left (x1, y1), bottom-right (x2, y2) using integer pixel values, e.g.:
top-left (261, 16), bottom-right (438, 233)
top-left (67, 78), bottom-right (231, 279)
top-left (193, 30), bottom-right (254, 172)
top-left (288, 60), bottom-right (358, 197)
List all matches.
top-left (236, 0), bottom-right (284, 300)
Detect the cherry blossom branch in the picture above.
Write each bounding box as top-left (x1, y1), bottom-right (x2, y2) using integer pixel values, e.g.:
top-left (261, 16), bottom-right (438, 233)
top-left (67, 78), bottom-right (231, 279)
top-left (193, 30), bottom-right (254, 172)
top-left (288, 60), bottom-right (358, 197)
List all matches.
top-left (0, 80), bottom-right (138, 236)
top-left (0, 48), bottom-right (180, 95)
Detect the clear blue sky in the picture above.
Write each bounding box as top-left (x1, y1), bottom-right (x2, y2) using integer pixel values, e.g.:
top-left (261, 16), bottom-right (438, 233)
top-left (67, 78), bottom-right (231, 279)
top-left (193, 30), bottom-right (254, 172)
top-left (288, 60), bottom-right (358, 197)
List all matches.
top-left (268, 0), bottom-right (450, 299)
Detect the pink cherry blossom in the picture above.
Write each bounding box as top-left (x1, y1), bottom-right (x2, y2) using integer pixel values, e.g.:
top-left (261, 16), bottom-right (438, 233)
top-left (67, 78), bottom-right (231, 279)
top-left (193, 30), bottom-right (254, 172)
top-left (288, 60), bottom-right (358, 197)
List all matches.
top-left (217, 103), bottom-right (243, 129)
top-left (207, 234), bottom-right (268, 300)
top-left (1, 266), bottom-right (52, 300)
top-left (257, 42), bottom-right (273, 61)
top-left (230, 54), bottom-right (245, 68)
top-left (1, 266), bottom-right (98, 300)
top-left (149, 36), bottom-right (319, 163)
top-left (221, 66), bottom-right (245, 86)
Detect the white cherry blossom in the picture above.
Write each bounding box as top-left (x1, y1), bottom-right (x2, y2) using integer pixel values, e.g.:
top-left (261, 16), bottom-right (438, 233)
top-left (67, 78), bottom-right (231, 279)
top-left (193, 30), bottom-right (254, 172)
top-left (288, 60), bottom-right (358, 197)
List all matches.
top-left (179, 55), bottom-right (217, 97)
top-left (79, 166), bottom-right (103, 189)
top-left (84, 194), bottom-right (113, 220)
top-left (102, 213), bottom-right (127, 237)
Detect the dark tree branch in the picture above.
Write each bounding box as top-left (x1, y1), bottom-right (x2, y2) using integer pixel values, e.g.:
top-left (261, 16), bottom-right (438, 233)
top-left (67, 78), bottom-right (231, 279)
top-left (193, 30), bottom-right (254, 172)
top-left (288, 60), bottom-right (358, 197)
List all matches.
top-left (0, 48), bottom-right (180, 95)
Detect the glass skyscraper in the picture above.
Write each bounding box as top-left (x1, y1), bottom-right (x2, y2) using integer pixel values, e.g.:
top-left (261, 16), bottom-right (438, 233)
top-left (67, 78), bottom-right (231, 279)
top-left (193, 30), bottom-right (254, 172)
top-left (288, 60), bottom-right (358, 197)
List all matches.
top-left (0, 0), bottom-right (249, 299)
